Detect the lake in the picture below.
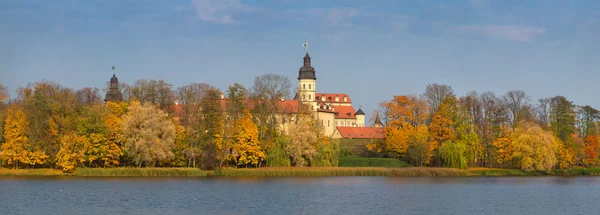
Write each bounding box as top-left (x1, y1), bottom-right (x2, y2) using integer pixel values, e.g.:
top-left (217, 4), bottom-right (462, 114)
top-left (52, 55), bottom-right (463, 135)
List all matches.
top-left (1, 176), bottom-right (599, 215)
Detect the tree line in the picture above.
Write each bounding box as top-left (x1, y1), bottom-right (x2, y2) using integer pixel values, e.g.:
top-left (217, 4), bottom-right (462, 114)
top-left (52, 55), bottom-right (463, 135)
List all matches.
top-left (0, 74), bottom-right (338, 172)
top-left (370, 84), bottom-right (600, 171)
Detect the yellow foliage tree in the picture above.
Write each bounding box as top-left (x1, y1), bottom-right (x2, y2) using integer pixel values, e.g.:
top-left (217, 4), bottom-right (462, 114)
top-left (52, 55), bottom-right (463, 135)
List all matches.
top-left (511, 122), bottom-right (557, 172)
top-left (0, 104), bottom-right (48, 169)
top-left (56, 133), bottom-right (90, 172)
top-left (232, 109), bottom-right (265, 167)
top-left (405, 124), bottom-right (432, 166)
top-left (0, 105), bottom-right (30, 169)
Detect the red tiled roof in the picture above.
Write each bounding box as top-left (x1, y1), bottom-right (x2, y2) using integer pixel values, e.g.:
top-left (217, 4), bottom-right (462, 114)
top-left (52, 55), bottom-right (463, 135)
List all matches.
top-left (336, 127), bottom-right (384, 139)
top-left (315, 93), bottom-right (352, 103)
top-left (332, 106), bottom-right (357, 119)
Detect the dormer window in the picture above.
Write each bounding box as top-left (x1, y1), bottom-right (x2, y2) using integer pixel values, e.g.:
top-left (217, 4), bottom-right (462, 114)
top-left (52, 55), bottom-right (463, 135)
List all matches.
top-left (343, 96), bottom-right (347, 102)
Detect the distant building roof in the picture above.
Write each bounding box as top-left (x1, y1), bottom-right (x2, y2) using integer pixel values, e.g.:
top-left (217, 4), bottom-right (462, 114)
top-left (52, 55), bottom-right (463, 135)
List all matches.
top-left (298, 52), bottom-right (316, 80)
top-left (316, 93), bottom-right (352, 103)
top-left (104, 74), bottom-right (123, 102)
top-left (355, 108), bottom-right (365, 116)
top-left (336, 127), bottom-right (384, 139)
top-left (332, 106), bottom-right (356, 119)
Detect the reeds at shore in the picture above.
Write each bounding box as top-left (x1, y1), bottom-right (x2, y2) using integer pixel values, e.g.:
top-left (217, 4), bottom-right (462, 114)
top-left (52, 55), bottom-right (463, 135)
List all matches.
top-left (4, 167), bottom-right (600, 177)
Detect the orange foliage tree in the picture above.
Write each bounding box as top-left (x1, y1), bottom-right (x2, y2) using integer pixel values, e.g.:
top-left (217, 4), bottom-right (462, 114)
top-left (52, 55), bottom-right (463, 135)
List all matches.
top-left (493, 125), bottom-right (513, 165)
top-left (383, 96), bottom-right (414, 156)
top-left (429, 96), bottom-right (456, 151)
top-left (584, 136), bottom-right (599, 166)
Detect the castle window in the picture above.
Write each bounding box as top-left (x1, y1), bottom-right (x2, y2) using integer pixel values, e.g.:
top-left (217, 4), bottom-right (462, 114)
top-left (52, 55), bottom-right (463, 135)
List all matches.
top-left (309, 84), bottom-right (312, 89)
top-left (303, 95), bottom-right (306, 100)
top-left (328, 120), bottom-right (330, 127)
top-left (303, 84), bottom-right (306, 89)
top-left (309, 95), bottom-right (312, 100)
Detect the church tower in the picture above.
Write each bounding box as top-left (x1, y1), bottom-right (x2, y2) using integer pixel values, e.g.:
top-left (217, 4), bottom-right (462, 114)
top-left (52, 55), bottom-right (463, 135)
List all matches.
top-left (298, 52), bottom-right (317, 110)
top-left (104, 67), bottom-right (124, 102)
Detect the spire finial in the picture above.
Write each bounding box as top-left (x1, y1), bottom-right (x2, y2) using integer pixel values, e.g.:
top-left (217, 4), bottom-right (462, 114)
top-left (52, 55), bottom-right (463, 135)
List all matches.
top-left (112, 66), bottom-right (115, 75)
top-left (302, 41), bottom-right (308, 53)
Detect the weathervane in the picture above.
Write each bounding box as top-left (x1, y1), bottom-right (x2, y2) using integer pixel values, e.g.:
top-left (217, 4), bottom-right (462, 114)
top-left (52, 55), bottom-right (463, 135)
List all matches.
top-left (302, 41), bottom-right (309, 53)
top-left (112, 66), bottom-right (115, 75)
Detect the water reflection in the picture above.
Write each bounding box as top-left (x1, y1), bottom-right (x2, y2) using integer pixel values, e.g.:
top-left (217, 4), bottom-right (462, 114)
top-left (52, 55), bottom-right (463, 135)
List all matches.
top-left (2, 176), bottom-right (600, 215)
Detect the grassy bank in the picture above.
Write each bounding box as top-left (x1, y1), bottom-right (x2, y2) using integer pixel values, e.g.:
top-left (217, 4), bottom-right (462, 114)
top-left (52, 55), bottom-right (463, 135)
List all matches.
top-left (339, 156), bottom-right (412, 168)
top-left (4, 167), bottom-right (600, 177)
top-left (218, 167), bottom-right (466, 177)
top-left (1, 167), bottom-right (468, 177)
top-left (0, 168), bottom-right (65, 176)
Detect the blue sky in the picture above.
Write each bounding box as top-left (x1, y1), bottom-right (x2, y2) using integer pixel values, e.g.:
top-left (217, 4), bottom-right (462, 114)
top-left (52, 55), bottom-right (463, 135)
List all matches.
top-left (2, 0), bottom-right (600, 120)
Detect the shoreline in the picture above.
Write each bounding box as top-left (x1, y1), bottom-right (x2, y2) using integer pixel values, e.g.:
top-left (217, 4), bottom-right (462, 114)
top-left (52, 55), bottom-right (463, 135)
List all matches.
top-left (2, 167), bottom-right (600, 177)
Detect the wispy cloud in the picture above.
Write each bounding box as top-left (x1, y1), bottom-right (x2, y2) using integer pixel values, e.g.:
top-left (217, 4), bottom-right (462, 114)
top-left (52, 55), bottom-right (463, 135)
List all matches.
top-left (191, 0), bottom-right (258, 24)
top-left (457, 24), bottom-right (546, 42)
top-left (325, 8), bottom-right (359, 27)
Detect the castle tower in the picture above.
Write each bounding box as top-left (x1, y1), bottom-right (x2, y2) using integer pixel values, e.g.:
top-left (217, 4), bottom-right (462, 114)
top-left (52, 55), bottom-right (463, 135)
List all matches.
top-left (355, 107), bottom-right (365, 127)
top-left (373, 114), bottom-right (383, 128)
top-left (104, 67), bottom-right (124, 102)
top-left (298, 52), bottom-right (317, 110)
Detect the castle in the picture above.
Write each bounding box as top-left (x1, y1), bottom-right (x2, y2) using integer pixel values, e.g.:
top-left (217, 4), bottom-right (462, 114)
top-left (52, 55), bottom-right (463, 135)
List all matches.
top-left (105, 51), bottom-right (383, 139)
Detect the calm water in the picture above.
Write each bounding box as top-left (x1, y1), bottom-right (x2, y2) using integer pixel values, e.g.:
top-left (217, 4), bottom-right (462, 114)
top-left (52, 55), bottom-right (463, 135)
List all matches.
top-left (1, 176), bottom-right (600, 215)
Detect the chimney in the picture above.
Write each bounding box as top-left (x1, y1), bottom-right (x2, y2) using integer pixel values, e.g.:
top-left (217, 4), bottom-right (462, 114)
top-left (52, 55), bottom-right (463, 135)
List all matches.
top-left (280, 94), bottom-right (285, 102)
top-left (220, 93), bottom-right (224, 99)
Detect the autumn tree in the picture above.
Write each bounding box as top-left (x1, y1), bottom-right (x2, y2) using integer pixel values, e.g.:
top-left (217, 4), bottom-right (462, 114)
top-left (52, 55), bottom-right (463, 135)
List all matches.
top-left (493, 125), bottom-right (513, 166)
top-left (0, 83), bottom-right (8, 144)
top-left (56, 133), bottom-right (89, 172)
top-left (121, 101), bottom-right (175, 167)
top-left (0, 104), bottom-right (30, 169)
top-left (286, 108), bottom-right (318, 167)
top-left (511, 122), bottom-right (557, 172)
top-left (405, 125), bottom-right (432, 167)
top-left (231, 109), bottom-right (265, 167)
top-left (584, 136), bottom-right (599, 166)
top-left (101, 101), bottom-right (128, 167)
top-left (382, 96), bottom-right (414, 156)
top-left (168, 120), bottom-right (187, 167)
top-left (429, 96), bottom-right (456, 151)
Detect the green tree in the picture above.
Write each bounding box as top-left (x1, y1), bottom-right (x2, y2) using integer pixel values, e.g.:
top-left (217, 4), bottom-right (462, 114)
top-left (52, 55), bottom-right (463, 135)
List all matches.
top-left (438, 141), bottom-right (468, 169)
top-left (199, 89), bottom-right (224, 170)
top-left (549, 96), bottom-right (576, 142)
top-left (266, 135), bottom-right (291, 167)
